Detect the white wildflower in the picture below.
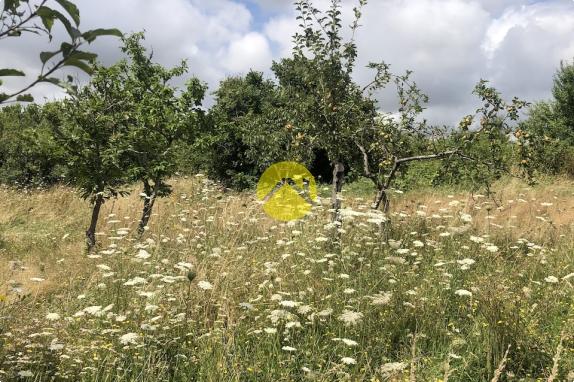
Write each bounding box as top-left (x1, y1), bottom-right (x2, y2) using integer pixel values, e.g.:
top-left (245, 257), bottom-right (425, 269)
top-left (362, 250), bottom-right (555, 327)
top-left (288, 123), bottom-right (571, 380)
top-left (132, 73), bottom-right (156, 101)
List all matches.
top-left (454, 289), bottom-right (472, 297)
top-left (485, 245), bottom-right (499, 253)
top-left (544, 276), bottom-right (559, 284)
top-left (135, 249), bottom-right (151, 260)
top-left (119, 332), bottom-right (139, 345)
top-left (123, 277), bottom-right (147, 286)
top-left (370, 292), bottom-right (392, 306)
top-left (340, 357), bottom-right (357, 365)
top-left (380, 362), bottom-right (407, 374)
top-left (46, 312), bottom-right (60, 321)
top-left (197, 280), bottom-right (213, 290)
top-left (338, 310), bottom-right (363, 326)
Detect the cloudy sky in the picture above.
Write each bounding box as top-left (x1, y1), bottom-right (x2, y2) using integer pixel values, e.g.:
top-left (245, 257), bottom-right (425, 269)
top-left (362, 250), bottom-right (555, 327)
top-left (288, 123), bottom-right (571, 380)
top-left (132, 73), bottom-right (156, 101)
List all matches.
top-left (2, 0), bottom-right (574, 125)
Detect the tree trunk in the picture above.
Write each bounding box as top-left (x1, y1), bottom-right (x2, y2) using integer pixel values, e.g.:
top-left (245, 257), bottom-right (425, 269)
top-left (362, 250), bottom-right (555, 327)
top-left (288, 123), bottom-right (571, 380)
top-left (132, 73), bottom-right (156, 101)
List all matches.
top-left (138, 179), bottom-right (158, 236)
top-left (372, 186), bottom-right (390, 213)
top-left (331, 161), bottom-right (345, 222)
top-left (86, 194), bottom-right (104, 252)
top-left (372, 183), bottom-right (391, 242)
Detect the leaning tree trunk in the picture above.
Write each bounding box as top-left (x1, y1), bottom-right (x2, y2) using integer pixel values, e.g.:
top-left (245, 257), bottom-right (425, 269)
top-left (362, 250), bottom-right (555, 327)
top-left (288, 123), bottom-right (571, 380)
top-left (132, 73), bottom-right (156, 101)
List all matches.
top-left (372, 186), bottom-right (390, 213)
top-left (331, 162), bottom-right (345, 222)
top-left (86, 194), bottom-right (104, 252)
top-left (138, 179), bottom-right (159, 236)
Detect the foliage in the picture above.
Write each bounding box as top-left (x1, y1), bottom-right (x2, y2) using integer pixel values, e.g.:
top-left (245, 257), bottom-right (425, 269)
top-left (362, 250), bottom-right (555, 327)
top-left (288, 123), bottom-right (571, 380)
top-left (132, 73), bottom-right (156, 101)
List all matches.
top-left (552, 59), bottom-right (574, 129)
top-left (0, 103), bottom-right (65, 186)
top-left (519, 60), bottom-right (574, 177)
top-left (354, 63), bottom-right (528, 210)
top-left (48, 66), bottom-right (131, 203)
top-left (114, 33), bottom-right (207, 233)
top-left (202, 71), bottom-right (287, 190)
top-left (45, 64), bottom-right (133, 249)
top-left (0, 0), bottom-right (122, 104)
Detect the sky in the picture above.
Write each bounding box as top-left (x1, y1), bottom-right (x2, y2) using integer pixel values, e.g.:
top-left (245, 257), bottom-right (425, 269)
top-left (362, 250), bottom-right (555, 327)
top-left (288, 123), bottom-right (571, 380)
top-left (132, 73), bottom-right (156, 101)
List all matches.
top-left (2, 0), bottom-right (574, 125)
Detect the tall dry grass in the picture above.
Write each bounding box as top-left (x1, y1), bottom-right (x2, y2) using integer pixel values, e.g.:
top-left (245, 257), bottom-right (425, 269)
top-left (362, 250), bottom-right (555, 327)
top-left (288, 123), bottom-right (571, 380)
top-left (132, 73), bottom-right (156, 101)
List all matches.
top-left (0, 175), bottom-right (572, 381)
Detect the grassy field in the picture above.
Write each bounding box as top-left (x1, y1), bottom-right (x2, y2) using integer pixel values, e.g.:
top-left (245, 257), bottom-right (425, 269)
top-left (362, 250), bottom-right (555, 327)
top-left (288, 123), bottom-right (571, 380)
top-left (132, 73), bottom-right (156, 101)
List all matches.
top-left (0, 176), bottom-right (573, 381)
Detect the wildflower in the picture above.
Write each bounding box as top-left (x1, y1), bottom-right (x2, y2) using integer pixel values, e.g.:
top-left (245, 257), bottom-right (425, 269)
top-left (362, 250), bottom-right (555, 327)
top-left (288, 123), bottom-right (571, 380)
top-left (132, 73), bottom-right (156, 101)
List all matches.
top-left (297, 305), bottom-right (313, 315)
top-left (341, 357), bottom-right (357, 365)
top-left (338, 310), bottom-right (364, 326)
top-left (282, 346), bottom-right (297, 352)
top-left (97, 264), bottom-right (111, 271)
top-left (343, 288), bottom-right (356, 295)
top-left (268, 309), bottom-right (292, 324)
top-left (469, 236), bottom-right (484, 243)
top-left (460, 213), bottom-right (472, 223)
top-left (279, 300), bottom-right (299, 308)
top-left (454, 289), bottom-right (472, 297)
top-left (544, 276), bottom-right (559, 283)
top-left (239, 302), bottom-right (254, 310)
top-left (197, 280), bottom-right (213, 290)
top-left (46, 312), bottom-right (60, 321)
top-left (457, 258), bottom-right (476, 270)
top-left (286, 321), bottom-right (302, 329)
top-left (119, 332), bottom-right (139, 345)
top-left (333, 338), bottom-right (359, 347)
top-left (370, 292), bottom-right (392, 306)
top-left (380, 362), bottom-right (407, 374)
top-left (412, 240), bottom-right (424, 247)
top-left (18, 370), bottom-right (34, 377)
top-left (485, 245), bottom-right (499, 253)
top-left (264, 327), bottom-right (277, 334)
top-left (123, 277), bottom-right (147, 286)
top-left (317, 308), bottom-right (333, 318)
top-left (135, 249), bottom-right (151, 260)
top-left (49, 340), bottom-right (64, 351)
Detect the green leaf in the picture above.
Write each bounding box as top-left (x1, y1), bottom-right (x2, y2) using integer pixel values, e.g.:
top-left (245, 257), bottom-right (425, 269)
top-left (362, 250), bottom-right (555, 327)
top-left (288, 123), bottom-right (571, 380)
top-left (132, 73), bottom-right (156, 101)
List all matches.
top-left (67, 50), bottom-right (98, 62)
top-left (40, 77), bottom-right (62, 86)
top-left (0, 68), bottom-right (25, 76)
top-left (40, 51), bottom-right (60, 64)
top-left (55, 0), bottom-right (80, 26)
top-left (0, 93), bottom-right (9, 103)
top-left (63, 59), bottom-right (93, 74)
top-left (16, 94), bottom-right (34, 102)
top-left (36, 6), bottom-right (56, 32)
top-left (3, 0), bottom-right (20, 11)
top-left (82, 28), bottom-right (123, 43)
top-left (52, 9), bottom-right (81, 39)
top-left (60, 42), bottom-right (73, 56)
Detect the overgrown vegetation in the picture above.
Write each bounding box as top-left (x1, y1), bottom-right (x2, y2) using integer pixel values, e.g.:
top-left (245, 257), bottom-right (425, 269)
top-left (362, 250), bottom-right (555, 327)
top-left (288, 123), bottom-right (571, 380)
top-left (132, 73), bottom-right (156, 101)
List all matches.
top-left (0, 0), bottom-right (573, 380)
top-left (0, 177), bottom-right (573, 380)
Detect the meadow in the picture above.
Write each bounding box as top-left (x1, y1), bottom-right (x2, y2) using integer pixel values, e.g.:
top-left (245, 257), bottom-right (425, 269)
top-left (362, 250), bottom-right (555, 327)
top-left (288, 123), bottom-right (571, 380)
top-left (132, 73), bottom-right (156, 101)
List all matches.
top-left (0, 176), bottom-right (573, 381)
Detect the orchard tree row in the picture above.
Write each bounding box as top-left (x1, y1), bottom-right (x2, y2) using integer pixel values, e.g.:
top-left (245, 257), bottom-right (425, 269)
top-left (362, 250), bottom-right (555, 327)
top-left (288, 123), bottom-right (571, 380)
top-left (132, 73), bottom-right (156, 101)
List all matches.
top-left (1, 0), bottom-right (573, 250)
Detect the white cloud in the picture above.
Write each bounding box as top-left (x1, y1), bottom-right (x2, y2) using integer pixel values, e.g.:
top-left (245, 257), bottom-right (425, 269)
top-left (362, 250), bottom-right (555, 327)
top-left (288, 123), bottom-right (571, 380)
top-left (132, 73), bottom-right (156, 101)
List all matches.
top-left (1, 0), bottom-right (574, 125)
top-left (222, 32), bottom-right (273, 73)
